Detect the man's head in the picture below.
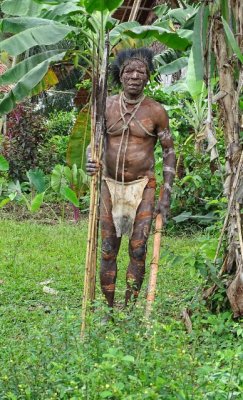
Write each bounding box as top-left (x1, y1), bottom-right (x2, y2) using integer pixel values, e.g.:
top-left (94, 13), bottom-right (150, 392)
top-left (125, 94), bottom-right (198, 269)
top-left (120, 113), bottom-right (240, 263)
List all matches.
top-left (111, 48), bottom-right (154, 97)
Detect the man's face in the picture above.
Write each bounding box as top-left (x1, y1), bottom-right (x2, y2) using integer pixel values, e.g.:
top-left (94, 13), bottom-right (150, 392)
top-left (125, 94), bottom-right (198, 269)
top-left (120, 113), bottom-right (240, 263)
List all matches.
top-left (120, 60), bottom-right (148, 97)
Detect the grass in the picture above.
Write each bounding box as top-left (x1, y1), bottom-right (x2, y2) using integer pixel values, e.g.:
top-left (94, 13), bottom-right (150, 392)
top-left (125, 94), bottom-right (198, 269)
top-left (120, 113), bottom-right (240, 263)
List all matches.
top-left (0, 218), bottom-right (242, 400)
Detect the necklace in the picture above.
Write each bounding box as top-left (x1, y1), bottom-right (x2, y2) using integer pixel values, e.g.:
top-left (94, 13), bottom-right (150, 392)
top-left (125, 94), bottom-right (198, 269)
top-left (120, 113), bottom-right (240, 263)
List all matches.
top-left (114, 93), bottom-right (145, 184)
top-left (122, 92), bottom-right (145, 105)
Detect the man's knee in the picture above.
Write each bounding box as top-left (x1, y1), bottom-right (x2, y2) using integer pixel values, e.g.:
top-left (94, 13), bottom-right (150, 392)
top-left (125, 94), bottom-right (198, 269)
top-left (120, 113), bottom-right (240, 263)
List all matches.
top-left (130, 240), bottom-right (147, 261)
top-left (102, 237), bottom-right (118, 261)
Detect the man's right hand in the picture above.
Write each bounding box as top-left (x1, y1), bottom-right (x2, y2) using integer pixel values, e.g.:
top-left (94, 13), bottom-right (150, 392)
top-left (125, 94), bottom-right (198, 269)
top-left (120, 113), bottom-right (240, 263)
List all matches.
top-left (86, 159), bottom-right (101, 176)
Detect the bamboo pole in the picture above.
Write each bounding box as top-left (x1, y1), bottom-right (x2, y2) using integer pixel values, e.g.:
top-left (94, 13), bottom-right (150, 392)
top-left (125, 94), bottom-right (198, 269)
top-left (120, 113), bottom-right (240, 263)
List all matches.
top-left (81, 38), bottom-right (109, 339)
top-left (145, 187), bottom-right (164, 319)
top-left (128, 0), bottom-right (143, 21)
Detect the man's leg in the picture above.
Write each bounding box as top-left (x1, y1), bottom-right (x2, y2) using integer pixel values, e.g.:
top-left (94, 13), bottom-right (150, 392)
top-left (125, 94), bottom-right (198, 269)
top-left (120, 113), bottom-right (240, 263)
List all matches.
top-left (125, 181), bottom-right (155, 305)
top-left (100, 181), bottom-right (121, 308)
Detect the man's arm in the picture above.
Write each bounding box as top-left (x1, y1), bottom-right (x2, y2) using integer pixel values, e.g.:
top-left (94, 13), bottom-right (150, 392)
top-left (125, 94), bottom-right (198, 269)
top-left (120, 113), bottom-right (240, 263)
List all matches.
top-left (156, 108), bottom-right (176, 222)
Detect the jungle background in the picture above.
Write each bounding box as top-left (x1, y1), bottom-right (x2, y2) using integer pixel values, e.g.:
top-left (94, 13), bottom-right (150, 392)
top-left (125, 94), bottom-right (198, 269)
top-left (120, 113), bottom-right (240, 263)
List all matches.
top-left (0, 0), bottom-right (242, 399)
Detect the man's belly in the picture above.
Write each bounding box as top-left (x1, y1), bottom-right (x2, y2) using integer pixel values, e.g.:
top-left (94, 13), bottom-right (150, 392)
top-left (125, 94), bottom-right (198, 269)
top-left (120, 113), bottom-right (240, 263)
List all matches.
top-left (104, 139), bottom-right (155, 182)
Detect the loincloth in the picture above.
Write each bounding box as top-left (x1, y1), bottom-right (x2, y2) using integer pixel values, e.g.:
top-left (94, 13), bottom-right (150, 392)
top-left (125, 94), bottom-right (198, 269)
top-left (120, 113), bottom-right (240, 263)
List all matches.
top-left (103, 176), bottom-right (155, 238)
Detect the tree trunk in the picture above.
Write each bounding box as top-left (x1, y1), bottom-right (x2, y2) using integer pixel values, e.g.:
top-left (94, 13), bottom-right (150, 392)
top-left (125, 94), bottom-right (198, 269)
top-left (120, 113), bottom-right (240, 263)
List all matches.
top-left (212, 0), bottom-right (243, 317)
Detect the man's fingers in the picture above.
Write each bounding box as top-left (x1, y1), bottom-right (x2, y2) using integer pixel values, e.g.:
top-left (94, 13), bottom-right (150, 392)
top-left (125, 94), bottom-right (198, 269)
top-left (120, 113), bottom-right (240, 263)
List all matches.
top-left (86, 160), bottom-right (101, 175)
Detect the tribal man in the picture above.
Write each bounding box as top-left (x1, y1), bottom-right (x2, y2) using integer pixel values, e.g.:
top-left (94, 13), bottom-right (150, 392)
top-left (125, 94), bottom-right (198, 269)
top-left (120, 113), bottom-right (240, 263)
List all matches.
top-left (86, 48), bottom-right (176, 312)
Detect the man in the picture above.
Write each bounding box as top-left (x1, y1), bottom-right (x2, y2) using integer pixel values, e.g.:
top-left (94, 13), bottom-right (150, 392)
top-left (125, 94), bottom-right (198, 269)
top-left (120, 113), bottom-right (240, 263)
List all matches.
top-left (86, 48), bottom-right (176, 311)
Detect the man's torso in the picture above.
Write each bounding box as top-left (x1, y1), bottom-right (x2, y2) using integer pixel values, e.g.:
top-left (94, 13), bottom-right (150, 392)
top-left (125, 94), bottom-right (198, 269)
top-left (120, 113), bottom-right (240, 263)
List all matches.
top-left (103, 94), bottom-right (161, 182)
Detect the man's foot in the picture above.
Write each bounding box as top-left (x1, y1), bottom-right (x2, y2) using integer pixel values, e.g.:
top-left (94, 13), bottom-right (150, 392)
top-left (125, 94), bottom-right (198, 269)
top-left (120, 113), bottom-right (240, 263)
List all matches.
top-left (100, 310), bottom-right (114, 325)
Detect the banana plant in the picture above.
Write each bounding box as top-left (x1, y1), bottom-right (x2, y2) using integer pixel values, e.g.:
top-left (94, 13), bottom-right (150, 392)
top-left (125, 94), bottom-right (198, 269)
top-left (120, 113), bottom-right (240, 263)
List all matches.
top-left (0, 0), bottom-right (195, 117)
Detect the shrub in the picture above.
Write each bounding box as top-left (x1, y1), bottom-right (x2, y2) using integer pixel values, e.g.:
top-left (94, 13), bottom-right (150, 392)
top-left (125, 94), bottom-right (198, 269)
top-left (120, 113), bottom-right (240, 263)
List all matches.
top-left (38, 135), bottom-right (70, 174)
top-left (46, 110), bottom-right (76, 137)
top-left (3, 104), bottom-right (47, 182)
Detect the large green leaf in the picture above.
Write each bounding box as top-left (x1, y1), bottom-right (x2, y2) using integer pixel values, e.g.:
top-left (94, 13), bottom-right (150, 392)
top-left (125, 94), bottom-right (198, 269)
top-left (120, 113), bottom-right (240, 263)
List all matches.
top-left (51, 164), bottom-right (65, 193)
top-left (0, 60), bottom-right (50, 115)
top-left (30, 192), bottom-right (45, 212)
top-left (185, 4), bottom-right (209, 100)
top-left (0, 22), bottom-right (74, 56)
top-left (167, 6), bottom-right (198, 26)
top-left (186, 48), bottom-right (204, 99)
top-left (66, 109), bottom-right (91, 170)
top-left (0, 17), bottom-right (56, 34)
top-left (191, 4), bottom-right (209, 82)
top-left (220, 0), bottom-right (230, 22)
top-left (27, 169), bottom-right (47, 193)
top-left (63, 186), bottom-right (79, 207)
top-left (31, 68), bottom-right (59, 96)
top-left (0, 154), bottom-right (9, 171)
top-left (109, 21), bottom-right (140, 46)
top-left (122, 26), bottom-right (192, 51)
top-left (40, 3), bottom-right (83, 20)
top-left (222, 17), bottom-right (243, 63)
top-left (84, 0), bottom-right (123, 13)
top-left (0, 50), bottom-right (65, 85)
top-left (157, 57), bottom-right (188, 75)
top-left (1, 0), bottom-right (44, 16)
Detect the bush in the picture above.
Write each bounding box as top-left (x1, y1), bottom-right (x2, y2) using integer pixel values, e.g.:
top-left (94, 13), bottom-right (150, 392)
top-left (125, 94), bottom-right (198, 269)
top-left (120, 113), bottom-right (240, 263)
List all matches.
top-left (3, 104), bottom-right (47, 182)
top-left (36, 110), bottom-right (77, 173)
top-left (38, 135), bottom-right (70, 174)
top-left (46, 110), bottom-right (76, 137)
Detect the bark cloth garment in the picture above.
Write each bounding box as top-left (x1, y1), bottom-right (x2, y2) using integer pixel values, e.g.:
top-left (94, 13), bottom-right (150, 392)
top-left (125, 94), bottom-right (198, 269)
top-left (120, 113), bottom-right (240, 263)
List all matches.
top-left (103, 176), bottom-right (149, 238)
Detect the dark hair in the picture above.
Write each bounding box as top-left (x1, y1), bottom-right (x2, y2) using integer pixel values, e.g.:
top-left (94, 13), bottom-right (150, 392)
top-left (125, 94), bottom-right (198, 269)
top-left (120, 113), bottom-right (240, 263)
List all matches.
top-left (110, 47), bottom-right (154, 86)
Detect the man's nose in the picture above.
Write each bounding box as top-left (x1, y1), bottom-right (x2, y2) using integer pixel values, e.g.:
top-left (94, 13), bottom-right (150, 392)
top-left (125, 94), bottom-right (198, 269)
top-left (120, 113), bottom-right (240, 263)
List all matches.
top-left (131, 71), bottom-right (139, 79)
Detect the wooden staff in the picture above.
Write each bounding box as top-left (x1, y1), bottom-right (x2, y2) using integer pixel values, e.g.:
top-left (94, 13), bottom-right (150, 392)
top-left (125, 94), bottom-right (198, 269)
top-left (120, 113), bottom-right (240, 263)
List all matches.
top-left (145, 187), bottom-right (164, 319)
top-left (81, 37), bottom-right (109, 338)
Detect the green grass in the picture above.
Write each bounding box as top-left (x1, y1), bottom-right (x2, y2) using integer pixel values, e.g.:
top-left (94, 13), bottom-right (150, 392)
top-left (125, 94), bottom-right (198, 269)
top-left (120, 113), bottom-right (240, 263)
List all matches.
top-left (0, 219), bottom-right (242, 400)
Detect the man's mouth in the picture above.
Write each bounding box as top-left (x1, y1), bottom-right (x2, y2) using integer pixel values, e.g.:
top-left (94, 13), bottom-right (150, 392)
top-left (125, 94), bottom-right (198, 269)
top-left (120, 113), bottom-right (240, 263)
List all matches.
top-left (128, 84), bottom-right (140, 88)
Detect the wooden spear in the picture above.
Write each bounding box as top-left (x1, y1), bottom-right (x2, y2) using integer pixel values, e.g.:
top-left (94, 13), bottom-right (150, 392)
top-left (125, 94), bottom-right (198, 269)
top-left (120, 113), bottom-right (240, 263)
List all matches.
top-left (145, 187), bottom-right (164, 319)
top-left (81, 37), bottom-right (109, 338)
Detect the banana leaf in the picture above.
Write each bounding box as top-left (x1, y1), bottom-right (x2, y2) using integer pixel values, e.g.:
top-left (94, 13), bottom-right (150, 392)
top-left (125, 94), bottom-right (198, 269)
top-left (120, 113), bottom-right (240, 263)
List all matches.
top-left (222, 17), bottom-right (243, 63)
top-left (84, 0), bottom-right (123, 13)
top-left (158, 57), bottom-right (188, 75)
top-left (31, 68), bottom-right (59, 96)
top-left (66, 109), bottom-right (91, 170)
top-left (191, 4), bottom-right (209, 82)
top-left (0, 154), bottom-right (9, 171)
top-left (0, 17), bottom-right (58, 33)
top-left (1, 0), bottom-right (44, 16)
top-left (0, 49), bottom-right (66, 85)
top-left (109, 21), bottom-right (140, 46)
top-left (40, 3), bottom-right (83, 20)
top-left (122, 25), bottom-right (192, 51)
top-left (0, 59), bottom-right (60, 115)
top-left (0, 22), bottom-right (74, 56)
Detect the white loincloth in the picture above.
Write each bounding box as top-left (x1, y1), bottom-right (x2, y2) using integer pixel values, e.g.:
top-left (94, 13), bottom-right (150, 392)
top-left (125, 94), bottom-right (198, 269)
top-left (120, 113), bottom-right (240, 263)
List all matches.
top-left (104, 176), bottom-right (149, 238)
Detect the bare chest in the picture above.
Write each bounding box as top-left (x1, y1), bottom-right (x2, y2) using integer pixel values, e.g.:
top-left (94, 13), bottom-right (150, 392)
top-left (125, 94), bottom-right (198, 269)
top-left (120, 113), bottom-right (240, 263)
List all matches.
top-left (106, 106), bottom-right (156, 139)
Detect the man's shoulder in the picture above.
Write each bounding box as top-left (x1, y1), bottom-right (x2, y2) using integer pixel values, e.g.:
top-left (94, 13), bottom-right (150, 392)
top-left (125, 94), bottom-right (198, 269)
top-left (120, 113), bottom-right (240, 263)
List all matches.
top-left (107, 94), bottom-right (119, 105)
top-left (144, 96), bottom-right (166, 111)
top-left (144, 97), bottom-right (168, 120)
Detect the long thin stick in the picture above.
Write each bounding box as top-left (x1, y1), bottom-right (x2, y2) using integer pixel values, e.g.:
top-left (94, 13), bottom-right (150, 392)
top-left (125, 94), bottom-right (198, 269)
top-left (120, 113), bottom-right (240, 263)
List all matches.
top-left (145, 187), bottom-right (164, 319)
top-left (81, 37), bottom-right (109, 339)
